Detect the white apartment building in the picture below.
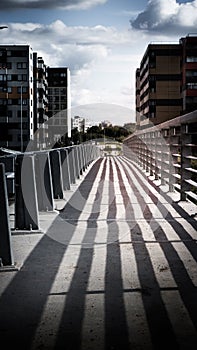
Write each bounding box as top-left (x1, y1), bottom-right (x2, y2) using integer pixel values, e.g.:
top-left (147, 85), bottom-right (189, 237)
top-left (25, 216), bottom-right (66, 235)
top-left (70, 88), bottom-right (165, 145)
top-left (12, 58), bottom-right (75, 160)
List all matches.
top-left (72, 116), bottom-right (84, 132)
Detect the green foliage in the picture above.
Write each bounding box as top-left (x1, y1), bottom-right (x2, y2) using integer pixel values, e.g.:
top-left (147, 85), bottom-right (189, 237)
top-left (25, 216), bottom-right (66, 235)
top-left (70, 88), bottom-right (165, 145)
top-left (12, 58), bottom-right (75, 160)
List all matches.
top-left (56, 124), bottom-right (133, 147)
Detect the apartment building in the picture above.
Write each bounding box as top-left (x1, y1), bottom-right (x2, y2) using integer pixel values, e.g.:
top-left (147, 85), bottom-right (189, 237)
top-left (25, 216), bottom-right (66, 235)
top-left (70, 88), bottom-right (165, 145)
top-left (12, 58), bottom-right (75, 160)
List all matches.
top-left (136, 34), bottom-right (197, 129)
top-left (72, 115), bottom-right (84, 132)
top-left (33, 53), bottom-right (48, 149)
top-left (0, 45), bottom-right (34, 151)
top-left (47, 67), bottom-right (71, 144)
top-left (180, 35), bottom-right (197, 113)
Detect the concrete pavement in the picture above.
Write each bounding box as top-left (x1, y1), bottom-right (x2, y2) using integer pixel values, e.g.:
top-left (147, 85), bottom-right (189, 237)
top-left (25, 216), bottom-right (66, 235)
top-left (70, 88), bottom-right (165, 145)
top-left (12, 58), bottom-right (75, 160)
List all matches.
top-left (0, 156), bottom-right (197, 349)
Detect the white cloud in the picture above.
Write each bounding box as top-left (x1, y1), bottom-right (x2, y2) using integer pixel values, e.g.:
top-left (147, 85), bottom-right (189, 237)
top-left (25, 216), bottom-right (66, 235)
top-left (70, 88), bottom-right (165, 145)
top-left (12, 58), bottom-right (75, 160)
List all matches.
top-left (70, 103), bottom-right (135, 126)
top-left (131, 0), bottom-right (197, 33)
top-left (1, 0), bottom-right (107, 10)
top-left (0, 20), bottom-right (138, 123)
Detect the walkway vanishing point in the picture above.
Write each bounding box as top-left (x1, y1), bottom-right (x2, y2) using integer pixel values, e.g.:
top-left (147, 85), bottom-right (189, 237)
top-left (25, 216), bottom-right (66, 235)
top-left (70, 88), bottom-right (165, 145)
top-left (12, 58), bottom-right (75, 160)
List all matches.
top-left (0, 155), bottom-right (197, 350)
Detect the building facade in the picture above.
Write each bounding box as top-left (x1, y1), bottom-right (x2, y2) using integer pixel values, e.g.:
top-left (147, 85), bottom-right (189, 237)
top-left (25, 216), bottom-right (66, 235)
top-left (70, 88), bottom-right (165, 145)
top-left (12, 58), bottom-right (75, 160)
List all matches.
top-left (0, 45), bottom-right (71, 151)
top-left (180, 35), bottom-right (197, 113)
top-left (33, 53), bottom-right (48, 149)
top-left (136, 34), bottom-right (197, 129)
top-left (72, 116), bottom-right (84, 132)
top-left (0, 45), bottom-right (34, 151)
top-left (47, 67), bottom-right (71, 145)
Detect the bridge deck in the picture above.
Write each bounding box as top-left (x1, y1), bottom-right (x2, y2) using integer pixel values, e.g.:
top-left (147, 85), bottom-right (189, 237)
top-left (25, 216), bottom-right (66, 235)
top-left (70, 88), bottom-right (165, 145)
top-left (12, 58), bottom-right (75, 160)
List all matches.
top-left (0, 156), bottom-right (197, 349)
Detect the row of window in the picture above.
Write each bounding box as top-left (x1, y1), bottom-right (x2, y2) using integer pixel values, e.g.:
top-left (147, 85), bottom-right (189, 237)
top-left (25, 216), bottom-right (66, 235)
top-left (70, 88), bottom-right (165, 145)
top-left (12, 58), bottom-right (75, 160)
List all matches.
top-left (0, 50), bottom-right (32, 58)
top-left (187, 83), bottom-right (197, 89)
top-left (185, 70), bottom-right (197, 77)
top-left (0, 98), bottom-right (30, 105)
top-left (48, 95), bottom-right (67, 102)
top-left (48, 103), bottom-right (67, 110)
top-left (186, 56), bottom-right (197, 62)
top-left (0, 86), bottom-right (28, 93)
top-left (0, 62), bottom-right (28, 70)
top-left (49, 72), bottom-right (67, 78)
top-left (1, 110), bottom-right (28, 118)
top-left (140, 98), bottom-right (182, 111)
top-left (0, 74), bottom-right (29, 81)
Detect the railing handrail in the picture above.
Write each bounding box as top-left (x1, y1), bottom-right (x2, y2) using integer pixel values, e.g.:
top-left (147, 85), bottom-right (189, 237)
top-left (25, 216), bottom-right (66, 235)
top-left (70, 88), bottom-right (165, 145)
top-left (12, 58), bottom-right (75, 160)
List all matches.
top-left (123, 110), bottom-right (197, 204)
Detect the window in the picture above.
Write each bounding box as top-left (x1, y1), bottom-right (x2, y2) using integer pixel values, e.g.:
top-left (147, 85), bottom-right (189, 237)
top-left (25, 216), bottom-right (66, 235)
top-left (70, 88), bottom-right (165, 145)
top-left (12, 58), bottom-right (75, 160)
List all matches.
top-left (9, 50), bottom-right (27, 57)
top-left (6, 62), bottom-right (12, 69)
top-left (186, 56), bottom-right (197, 63)
top-left (7, 87), bottom-right (12, 93)
top-left (18, 74), bottom-right (27, 81)
top-left (0, 87), bottom-right (7, 92)
top-left (17, 110), bottom-right (28, 118)
top-left (7, 74), bottom-right (18, 81)
top-left (17, 86), bottom-right (28, 94)
top-left (17, 62), bottom-right (27, 69)
top-left (187, 83), bottom-right (197, 89)
top-left (186, 70), bottom-right (197, 77)
top-left (8, 110), bottom-right (12, 118)
top-left (60, 88), bottom-right (66, 94)
top-left (0, 74), bottom-right (6, 81)
top-left (18, 98), bottom-right (27, 105)
top-left (0, 99), bottom-right (7, 105)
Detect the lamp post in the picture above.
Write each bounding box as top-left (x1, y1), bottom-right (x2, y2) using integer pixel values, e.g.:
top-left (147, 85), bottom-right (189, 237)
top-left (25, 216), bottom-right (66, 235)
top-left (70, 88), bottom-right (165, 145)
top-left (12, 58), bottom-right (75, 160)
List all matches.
top-left (20, 84), bottom-right (23, 152)
top-left (20, 77), bottom-right (33, 153)
top-left (0, 26), bottom-right (8, 148)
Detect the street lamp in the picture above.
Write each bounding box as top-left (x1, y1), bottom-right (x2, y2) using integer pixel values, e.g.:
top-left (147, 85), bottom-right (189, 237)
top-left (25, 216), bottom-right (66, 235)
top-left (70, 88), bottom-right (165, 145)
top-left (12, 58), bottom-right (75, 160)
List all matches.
top-left (20, 85), bottom-right (23, 152)
top-left (0, 26), bottom-right (9, 148)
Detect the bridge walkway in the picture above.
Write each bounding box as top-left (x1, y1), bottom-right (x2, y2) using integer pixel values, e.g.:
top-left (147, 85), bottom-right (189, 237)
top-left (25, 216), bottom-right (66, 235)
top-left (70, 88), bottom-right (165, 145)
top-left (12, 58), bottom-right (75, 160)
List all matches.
top-left (0, 155), bottom-right (197, 349)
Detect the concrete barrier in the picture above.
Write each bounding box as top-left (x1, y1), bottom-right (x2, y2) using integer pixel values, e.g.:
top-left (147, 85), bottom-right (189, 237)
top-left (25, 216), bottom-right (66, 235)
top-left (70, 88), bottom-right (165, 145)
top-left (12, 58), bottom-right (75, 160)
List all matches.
top-left (49, 149), bottom-right (64, 199)
top-left (35, 152), bottom-right (55, 211)
top-left (67, 147), bottom-right (76, 184)
top-left (0, 155), bottom-right (15, 196)
top-left (60, 148), bottom-right (71, 191)
top-left (0, 163), bottom-right (14, 266)
top-left (15, 154), bottom-right (40, 230)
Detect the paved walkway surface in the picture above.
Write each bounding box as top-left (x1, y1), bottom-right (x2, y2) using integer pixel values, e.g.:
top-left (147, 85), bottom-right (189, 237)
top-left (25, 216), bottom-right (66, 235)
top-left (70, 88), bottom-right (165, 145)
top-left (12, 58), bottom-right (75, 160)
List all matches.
top-left (0, 156), bottom-right (197, 350)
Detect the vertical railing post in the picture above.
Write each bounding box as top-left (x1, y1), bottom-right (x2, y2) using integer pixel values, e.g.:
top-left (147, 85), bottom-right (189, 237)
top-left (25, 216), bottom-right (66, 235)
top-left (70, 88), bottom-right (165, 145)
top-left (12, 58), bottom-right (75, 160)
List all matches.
top-left (180, 124), bottom-right (192, 201)
top-left (168, 127), bottom-right (176, 192)
top-left (160, 129), bottom-right (168, 186)
top-left (154, 130), bottom-right (159, 180)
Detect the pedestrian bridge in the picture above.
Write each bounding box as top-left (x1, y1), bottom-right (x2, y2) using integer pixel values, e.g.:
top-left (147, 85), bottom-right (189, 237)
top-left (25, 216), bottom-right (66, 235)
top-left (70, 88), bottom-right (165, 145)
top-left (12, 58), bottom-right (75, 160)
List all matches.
top-left (0, 151), bottom-right (197, 349)
top-left (0, 110), bottom-right (197, 349)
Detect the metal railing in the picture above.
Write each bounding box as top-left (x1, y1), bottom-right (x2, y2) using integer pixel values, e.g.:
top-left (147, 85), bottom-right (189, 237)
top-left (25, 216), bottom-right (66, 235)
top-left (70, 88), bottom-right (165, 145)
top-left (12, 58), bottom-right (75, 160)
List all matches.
top-left (123, 110), bottom-right (197, 204)
top-left (0, 143), bottom-right (100, 267)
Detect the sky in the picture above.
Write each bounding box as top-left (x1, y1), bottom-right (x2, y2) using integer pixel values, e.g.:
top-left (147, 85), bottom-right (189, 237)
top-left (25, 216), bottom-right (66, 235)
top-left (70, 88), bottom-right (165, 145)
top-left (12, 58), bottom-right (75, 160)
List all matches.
top-left (0, 0), bottom-right (197, 125)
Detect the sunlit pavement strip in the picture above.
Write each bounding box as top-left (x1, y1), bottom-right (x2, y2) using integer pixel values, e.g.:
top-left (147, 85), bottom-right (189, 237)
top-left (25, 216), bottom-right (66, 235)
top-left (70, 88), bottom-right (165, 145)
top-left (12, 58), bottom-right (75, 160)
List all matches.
top-left (0, 155), bottom-right (197, 350)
